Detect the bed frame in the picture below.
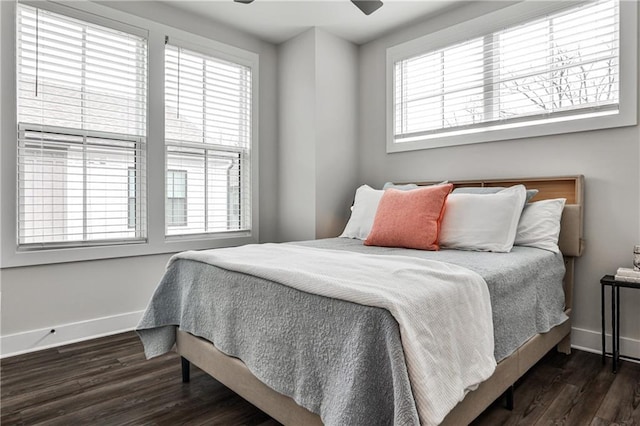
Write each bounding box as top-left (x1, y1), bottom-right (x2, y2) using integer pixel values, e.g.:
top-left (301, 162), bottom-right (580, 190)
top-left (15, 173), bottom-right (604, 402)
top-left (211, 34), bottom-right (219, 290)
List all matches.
top-left (176, 175), bottom-right (585, 425)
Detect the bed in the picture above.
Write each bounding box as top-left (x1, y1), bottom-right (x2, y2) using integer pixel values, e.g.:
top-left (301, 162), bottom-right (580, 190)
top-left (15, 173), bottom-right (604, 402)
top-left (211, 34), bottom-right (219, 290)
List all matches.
top-left (137, 175), bottom-right (584, 425)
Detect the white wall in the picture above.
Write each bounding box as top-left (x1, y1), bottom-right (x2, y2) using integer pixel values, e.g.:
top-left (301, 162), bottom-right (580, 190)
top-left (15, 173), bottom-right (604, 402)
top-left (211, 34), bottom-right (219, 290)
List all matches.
top-left (1, 254), bottom-right (171, 354)
top-left (278, 28), bottom-right (359, 241)
top-left (0, 0), bottom-right (279, 356)
top-left (315, 29), bottom-right (359, 239)
top-left (277, 29), bottom-right (317, 242)
top-left (357, 2), bottom-right (640, 355)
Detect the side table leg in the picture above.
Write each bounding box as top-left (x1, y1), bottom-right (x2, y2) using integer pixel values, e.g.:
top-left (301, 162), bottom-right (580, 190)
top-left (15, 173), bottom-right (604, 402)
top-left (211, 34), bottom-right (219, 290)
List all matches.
top-left (611, 285), bottom-right (617, 374)
top-left (615, 286), bottom-right (620, 373)
top-left (601, 282), bottom-right (606, 364)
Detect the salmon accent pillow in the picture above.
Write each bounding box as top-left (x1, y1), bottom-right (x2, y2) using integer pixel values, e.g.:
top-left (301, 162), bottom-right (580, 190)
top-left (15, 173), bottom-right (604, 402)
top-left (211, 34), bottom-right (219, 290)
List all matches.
top-left (365, 184), bottom-right (453, 250)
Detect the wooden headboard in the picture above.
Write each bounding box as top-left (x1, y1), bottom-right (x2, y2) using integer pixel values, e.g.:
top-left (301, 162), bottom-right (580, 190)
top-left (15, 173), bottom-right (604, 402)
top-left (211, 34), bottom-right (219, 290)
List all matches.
top-left (406, 175), bottom-right (584, 312)
top-left (411, 175), bottom-right (585, 257)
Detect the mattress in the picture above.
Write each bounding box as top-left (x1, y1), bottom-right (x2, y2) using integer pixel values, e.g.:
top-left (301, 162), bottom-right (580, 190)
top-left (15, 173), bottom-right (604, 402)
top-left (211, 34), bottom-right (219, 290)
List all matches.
top-left (137, 238), bottom-right (566, 425)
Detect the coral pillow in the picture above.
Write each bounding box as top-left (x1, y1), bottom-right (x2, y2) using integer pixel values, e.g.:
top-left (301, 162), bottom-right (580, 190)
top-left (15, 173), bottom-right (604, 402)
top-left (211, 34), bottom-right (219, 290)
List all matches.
top-left (365, 184), bottom-right (453, 250)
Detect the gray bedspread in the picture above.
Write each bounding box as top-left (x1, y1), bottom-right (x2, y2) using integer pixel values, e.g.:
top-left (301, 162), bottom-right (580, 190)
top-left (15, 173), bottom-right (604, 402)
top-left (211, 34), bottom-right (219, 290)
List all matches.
top-left (137, 238), bottom-right (566, 426)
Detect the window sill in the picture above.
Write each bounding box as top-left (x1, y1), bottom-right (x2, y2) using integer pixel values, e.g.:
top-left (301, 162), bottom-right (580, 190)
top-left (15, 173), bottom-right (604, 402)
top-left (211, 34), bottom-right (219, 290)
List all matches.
top-left (1, 231), bottom-right (257, 268)
top-left (387, 109), bottom-right (637, 153)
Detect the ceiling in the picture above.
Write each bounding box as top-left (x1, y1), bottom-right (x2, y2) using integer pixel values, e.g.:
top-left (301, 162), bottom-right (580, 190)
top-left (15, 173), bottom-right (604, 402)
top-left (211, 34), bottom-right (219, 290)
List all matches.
top-left (160, 0), bottom-right (461, 45)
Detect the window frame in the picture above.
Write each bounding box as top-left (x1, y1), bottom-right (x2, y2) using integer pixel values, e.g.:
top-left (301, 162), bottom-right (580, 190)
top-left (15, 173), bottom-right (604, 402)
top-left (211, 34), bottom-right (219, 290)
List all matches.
top-left (0, 0), bottom-right (260, 267)
top-left (17, 123), bottom-right (147, 248)
top-left (15, 1), bottom-right (149, 251)
top-left (163, 37), bottom-right (253, 240)
top-left (386, 0), bottom-right (637, 153)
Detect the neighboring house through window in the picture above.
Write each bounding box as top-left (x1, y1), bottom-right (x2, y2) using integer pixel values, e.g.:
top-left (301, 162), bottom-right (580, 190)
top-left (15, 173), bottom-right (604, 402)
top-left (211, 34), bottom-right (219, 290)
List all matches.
top-left (166, 169), bottom-right (187, 226)
top-left (127, 168), bottom-right (136, 229)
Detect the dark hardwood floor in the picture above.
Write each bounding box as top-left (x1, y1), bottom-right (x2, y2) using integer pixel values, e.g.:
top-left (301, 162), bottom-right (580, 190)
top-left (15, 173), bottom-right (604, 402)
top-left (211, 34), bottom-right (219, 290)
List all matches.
top-left (2, 332), bottom-right (639, 425)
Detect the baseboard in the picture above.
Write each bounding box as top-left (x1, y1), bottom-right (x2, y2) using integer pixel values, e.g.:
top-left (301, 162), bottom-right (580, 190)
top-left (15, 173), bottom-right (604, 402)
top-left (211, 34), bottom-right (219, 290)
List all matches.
top-left (571, 326), bottom-right (640, 361)
top-left (0, 310), bottom-right (144, 359)
top-left (3, 319), bottom-right (638, 362)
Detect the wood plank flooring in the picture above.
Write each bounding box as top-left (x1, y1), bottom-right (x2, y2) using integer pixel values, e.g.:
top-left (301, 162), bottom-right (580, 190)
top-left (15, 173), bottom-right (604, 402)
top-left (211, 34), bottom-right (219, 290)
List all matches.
top-left (2, 332), bottom-right (638, 425)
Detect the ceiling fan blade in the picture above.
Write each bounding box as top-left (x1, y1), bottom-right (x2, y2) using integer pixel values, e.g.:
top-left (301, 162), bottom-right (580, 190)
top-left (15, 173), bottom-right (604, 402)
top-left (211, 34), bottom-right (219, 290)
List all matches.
top-left (234, 0), bottom-right (255, 3)
top-left (351, 0), bottom-right (383, 15)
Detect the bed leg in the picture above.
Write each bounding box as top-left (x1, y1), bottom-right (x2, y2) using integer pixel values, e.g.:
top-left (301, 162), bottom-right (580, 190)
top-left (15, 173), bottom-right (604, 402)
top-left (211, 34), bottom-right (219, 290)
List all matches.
top-left (557, 335), bottom-right (571, 355)
top-left (504, 385), bottom-right (514, 411)
top-left (181, 356), bottom-right (191, 383)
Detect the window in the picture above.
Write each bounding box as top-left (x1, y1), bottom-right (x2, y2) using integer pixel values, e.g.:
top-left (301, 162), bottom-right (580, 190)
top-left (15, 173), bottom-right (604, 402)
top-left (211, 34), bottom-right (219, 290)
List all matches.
top-left (166, 169), bottom-right (187, 226)
top-left (165, 42), bottom-right (251, 237)
top-left (17, 4), bottom-right (147, 248)
top-left (5, 2), bottom-right (259, 267)
top-left (388, 0), bottom-right (636, 151)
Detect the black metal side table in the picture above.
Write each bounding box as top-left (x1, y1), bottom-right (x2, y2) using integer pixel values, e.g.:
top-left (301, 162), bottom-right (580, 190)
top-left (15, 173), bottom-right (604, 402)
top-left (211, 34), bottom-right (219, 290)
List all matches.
top-left (600, 274), bottom-right (640, 373)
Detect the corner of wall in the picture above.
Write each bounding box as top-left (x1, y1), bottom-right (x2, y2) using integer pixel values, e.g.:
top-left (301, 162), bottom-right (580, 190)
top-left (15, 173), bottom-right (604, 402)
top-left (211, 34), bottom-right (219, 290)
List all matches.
top-left (276, 29), bottom-right (317, 242)
top-left (314, 30), bottom-right (359, 238)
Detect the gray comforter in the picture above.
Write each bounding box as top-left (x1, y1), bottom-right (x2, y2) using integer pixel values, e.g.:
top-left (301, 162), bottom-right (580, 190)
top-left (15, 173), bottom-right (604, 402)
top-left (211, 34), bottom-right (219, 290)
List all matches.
top-left (137, 238), bottom-right (566, 426)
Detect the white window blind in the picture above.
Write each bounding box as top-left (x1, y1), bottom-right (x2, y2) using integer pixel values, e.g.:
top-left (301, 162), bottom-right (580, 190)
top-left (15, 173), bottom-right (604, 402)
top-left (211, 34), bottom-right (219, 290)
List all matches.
top-left (17, 5), bottom-right (147, 248)
top-left (393, 0), bottom-right (619, 144)
top-left (165, 42), bottom-right (251, 237)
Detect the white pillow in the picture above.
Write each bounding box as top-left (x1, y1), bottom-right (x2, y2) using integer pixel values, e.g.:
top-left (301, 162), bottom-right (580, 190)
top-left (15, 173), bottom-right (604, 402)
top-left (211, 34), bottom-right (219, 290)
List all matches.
top-left (515, 198), bottom-right (566, 253)
top-left (384, 180), bottom-right (449, 190)
top-left (440, 185), bottom-right (527, 252)
top-left (382, 182), bottom-right (419, 190)
top-left (340, 185), bottom-right (384, 240)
